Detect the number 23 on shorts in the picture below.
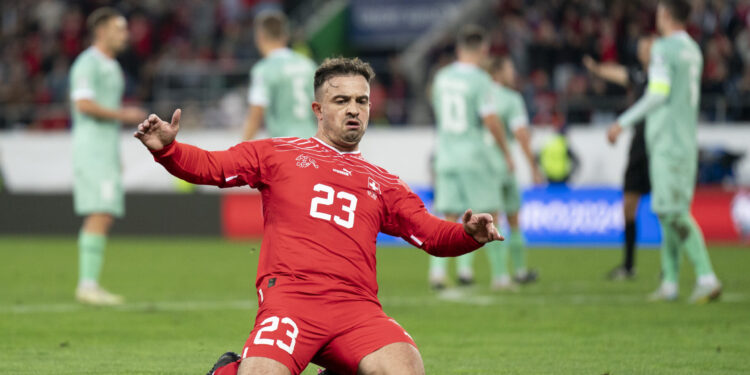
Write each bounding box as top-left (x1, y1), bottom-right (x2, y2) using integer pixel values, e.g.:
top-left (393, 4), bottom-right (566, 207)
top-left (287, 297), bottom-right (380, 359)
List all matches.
top-left (249, 316), bottom-right (300, 356)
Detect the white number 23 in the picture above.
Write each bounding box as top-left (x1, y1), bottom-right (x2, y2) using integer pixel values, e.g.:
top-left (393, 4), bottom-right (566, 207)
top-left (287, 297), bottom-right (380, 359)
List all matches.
top-left (253, 316), bottom-right (299, 355)
top-left (309, 183), bottom-right (358, 229)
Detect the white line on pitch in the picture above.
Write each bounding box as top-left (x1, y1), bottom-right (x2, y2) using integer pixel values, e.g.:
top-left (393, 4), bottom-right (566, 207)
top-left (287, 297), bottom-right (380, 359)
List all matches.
top-left (1, 292), bottom-right (746, 315)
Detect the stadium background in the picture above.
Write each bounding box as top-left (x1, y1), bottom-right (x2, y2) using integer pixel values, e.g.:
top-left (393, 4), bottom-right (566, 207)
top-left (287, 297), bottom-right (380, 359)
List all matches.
top-left (1, 1), bottom-right (750, 374)
top-left (1, 0), bottom-right (748, 243)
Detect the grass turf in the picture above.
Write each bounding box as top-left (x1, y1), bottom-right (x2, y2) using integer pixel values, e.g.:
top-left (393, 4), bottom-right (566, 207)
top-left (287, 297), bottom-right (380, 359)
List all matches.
top-left (0, 236), bottom-right (748, 374)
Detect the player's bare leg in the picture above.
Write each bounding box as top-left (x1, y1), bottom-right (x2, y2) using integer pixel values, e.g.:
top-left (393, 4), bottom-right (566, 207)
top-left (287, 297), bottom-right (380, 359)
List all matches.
top-left (506, 212), bottom-right (537, 285)
top-left (357, 342), bottom-right (424, 375)
top-left (82, 213), bottom-right (114, 234)
top-left (609, 192), bottom-right (641, 280)
top-left (429, 213), bottom-right (460, 289)
top-left (76, 212), bottom-right (123, 305)
top-left (237, 356), bottom-right (291, 375)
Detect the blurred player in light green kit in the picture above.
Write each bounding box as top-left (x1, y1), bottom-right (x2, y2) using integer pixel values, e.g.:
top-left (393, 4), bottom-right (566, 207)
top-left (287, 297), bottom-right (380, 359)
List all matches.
top-left (482, 57), bottom-right (544, 290)
top-left (242, 10), bottom-right (317, 140)
top-left (69, 8), bottom-right (146, 305)
top-left (607, 0), bottom-right (721, 303)
top-left (428, 25), bottom-right (513, 290)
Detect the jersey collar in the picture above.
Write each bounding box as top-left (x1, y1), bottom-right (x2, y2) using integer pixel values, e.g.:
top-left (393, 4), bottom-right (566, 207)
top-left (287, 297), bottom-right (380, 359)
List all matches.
top-left (453, 61), bottom-right (480, 71)
top-left (268, 47), bottom-right (292, 58)
top-left (91, 46), bottom-right (116, 62)
top-left (311, 137), bottom-right (361, 155)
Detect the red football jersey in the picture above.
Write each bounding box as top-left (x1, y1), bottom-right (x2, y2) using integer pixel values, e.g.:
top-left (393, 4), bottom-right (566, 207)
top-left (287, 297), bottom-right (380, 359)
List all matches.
top-left (152, 137), bottom-right (481, 302)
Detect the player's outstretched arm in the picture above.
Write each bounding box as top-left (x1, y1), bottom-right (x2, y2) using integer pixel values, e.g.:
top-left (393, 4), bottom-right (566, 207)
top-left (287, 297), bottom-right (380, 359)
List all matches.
top-left (582, 55), bottom-right (628, 87)
top-left (382, 186), bottom-right (503, 258)
top-left (134, 109), bottom-right (261, 188)
top-left (134, 109), bottom-right (181, 151)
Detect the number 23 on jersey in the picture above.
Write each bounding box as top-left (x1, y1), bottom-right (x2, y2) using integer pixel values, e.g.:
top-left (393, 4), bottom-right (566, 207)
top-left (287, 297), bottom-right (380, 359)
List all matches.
top-left (309, 183), bottom-right (358, 229)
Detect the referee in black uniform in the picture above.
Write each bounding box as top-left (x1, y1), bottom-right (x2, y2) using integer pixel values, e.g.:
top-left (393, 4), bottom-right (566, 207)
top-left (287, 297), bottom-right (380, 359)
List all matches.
top-left (583, 35), bottom-right (654, 280)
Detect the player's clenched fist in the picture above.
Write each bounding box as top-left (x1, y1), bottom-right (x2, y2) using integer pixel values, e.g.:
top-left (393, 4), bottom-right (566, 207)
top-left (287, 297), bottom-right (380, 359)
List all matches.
top-left (462, 209), bottom-right (504, 243)
top-left (134, 109), bottom-right (182, 151)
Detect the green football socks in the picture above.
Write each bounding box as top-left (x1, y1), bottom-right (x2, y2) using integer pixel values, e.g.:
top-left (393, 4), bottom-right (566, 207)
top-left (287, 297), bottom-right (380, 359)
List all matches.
top-left (456, 251), bottom-right (475, 277)
top-left (78, 231), bottom-right (107, 285)
top-left (508, 227), bottom-right (526, 275)
top-left (486, 231), bottom-right (508, 279)
top-left (658, 212), bottom-right (715, 283)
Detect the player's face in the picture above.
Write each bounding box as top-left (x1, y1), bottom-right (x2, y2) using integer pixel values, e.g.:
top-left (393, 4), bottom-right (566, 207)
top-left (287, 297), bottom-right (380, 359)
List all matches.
top-left (102, 16), bottom-right (129, 53)
top-left (313, 75), bottom-right (371, 151)
top-left (499, 60), bottom-right (516, 87)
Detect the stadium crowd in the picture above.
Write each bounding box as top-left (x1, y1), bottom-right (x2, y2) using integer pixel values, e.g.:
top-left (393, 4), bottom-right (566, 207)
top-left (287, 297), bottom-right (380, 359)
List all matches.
top-left (1, 0), bottom-right (749, 130)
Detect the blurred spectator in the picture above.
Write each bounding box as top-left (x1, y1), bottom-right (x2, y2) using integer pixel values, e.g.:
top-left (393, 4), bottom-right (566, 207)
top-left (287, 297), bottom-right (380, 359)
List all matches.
top-left (1, 0), bottom-right (750, 129)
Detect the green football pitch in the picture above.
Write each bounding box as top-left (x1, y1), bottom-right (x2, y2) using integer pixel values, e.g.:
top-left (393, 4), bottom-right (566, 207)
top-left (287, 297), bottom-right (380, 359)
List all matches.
top-left (1, 236), bottom-right (748, 374)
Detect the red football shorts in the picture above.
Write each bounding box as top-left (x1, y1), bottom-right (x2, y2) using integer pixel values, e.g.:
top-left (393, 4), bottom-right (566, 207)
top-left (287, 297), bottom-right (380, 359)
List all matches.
top-left (241, 276), bottom-right (417, 375)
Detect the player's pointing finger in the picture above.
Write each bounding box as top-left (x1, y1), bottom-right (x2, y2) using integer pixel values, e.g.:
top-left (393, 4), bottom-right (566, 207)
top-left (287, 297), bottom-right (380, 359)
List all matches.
top-left (170, 108), bottom-right (182, 127)
top-left (462, 209), bottom-right (473, 224)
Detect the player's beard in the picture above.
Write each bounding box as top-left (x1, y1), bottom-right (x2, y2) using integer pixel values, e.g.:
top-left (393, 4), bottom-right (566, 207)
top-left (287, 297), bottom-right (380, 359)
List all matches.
top-left (341, 127), bottom-right (365, 144)
top-left (338, 117), bottom-right (365, 144)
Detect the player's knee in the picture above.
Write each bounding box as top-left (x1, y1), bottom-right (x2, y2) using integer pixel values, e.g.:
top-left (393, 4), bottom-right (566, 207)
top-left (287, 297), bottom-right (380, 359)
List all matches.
top-left (83, 213), bottom-right (114, 234)
top-left (358, 343), bottom-right (424, 375)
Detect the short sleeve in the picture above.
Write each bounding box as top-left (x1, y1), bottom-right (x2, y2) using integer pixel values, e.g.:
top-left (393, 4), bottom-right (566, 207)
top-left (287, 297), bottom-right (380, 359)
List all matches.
top-left (647, 41), bottom-right (671, 96)
top-left (507, 94), bottom-right (529, 131)
top-left (477, 74), bottom-right (497, 117)
top-left (248, 64), bottom-right (270, 107)
top-left (70, 58), bottom-right (96, 101)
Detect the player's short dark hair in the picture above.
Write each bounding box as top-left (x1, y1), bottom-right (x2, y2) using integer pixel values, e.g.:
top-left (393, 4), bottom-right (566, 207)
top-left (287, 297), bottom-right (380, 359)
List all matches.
top-left (457, 24), bottom-right (488, 51)
top-left (314, 57), bottom-right (375, 97)
top-left (87, 7), bottom-right (123, 32)
top-left (255, 10), bottom-right (289, 40)
top-left (659, 0), bottom-right (691, 23)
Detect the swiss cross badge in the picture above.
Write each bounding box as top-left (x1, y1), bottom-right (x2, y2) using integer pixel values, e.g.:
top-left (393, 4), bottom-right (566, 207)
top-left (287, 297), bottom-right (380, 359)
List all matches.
top-left (367, 177), bottom-right (381, 194)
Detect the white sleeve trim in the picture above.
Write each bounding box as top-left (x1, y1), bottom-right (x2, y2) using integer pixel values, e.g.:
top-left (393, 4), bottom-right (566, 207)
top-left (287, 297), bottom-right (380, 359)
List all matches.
top-left (509, 115), bottom-right (528, 131)
top-left (71, 88), bottom-right (95, 101)
top-left (479, 102), bottom-right (496, 117)
top-left (248, 83), bottom-right (269, 106)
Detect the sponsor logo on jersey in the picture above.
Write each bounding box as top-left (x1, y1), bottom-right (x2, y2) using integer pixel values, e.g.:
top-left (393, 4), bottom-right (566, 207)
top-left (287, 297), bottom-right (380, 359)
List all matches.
top-left (295, 154), bottom-right (319, 169)
top-left (333, 168), bottom-right (352, 176)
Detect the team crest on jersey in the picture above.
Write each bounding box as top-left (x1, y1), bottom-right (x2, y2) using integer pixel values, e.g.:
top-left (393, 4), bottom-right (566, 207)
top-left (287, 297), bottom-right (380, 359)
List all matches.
top-left (368, 177), bottom-right (381, 194)
top-left (296, 154), bottom-right (319, 169)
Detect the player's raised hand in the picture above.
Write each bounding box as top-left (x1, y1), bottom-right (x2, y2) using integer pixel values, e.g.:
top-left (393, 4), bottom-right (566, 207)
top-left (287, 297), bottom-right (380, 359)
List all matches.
top-left (462, 209), bottom-right (504, 243)
top-left (134, 109), bottom-right (182, 151)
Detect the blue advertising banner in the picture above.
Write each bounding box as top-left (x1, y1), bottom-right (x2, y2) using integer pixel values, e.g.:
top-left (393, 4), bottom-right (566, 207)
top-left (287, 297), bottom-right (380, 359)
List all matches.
top-left (349, 0), bottom-right (462, 49)
top-left (376, 185), bottom-right (662, 247)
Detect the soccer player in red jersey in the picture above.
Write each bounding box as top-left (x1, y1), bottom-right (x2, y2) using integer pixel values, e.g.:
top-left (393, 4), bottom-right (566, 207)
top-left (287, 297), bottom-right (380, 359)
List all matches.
top-left (135, 58), bottom-right (503, 375)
